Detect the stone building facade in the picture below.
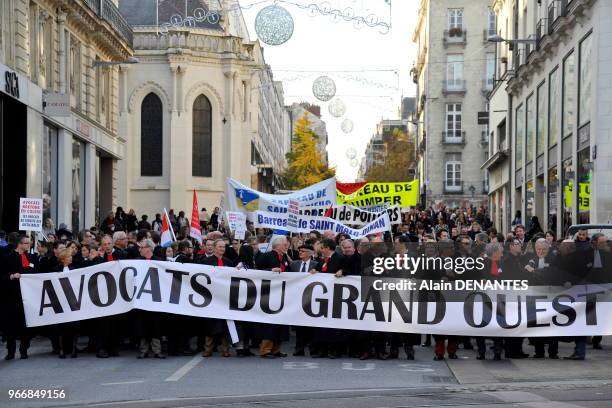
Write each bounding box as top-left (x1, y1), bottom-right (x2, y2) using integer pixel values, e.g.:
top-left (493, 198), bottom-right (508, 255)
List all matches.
top-left (117, 0), bottom-right (290, 217)
top-left (413, 0), bottom-right (496, 207)
top-left (0, 0), bottom-right (132, 232)
top-left (485, 0), bottom-right (612, 236)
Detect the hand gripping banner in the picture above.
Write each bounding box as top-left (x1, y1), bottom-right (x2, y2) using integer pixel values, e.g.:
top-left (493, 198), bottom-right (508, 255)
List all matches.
top-left (19, 260), bottom-right (612, 337)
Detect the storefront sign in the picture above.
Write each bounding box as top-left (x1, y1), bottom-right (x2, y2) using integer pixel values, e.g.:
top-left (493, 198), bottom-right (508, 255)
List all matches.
top-left (44, 92), bottom-right (70, 116)
top-left (4, 70), bottom-right (19, 98)
top-left (18, 197), bottom-right (43, 232)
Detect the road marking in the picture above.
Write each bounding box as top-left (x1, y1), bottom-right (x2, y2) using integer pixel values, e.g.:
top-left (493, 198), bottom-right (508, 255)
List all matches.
top-left (283, 361), bottom-right (320, 369)
top-left (398, 363), bottom-right (435, 372)
top-left (165, 355), bottom-right (203, 382)
top-left (101, 380), bottom-right (144, 386)
top-left (342, 362), bottom-right (376, 370)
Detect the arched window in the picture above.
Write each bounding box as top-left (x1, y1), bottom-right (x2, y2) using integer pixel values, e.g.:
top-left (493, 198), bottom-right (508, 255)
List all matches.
top-left (192, 94), bottom-right (212, 177)
top-left (140, 92), bottom-right (163, 176)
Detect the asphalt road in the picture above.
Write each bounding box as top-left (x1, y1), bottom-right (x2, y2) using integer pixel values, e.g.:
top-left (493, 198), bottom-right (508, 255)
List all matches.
top-left (1, 336), bottom-right (611, 408)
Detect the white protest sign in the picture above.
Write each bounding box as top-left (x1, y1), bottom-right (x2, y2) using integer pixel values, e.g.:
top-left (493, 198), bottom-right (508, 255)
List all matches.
top-left (19, 197), bottom-right (43, 232)
top-left (226, 211), bottom-right (246, 239)
top-left (287, 199), bottom-right (300, 229)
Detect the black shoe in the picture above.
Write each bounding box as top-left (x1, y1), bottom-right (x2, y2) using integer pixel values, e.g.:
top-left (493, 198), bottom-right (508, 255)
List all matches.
top-left (97, 350), bottom-right (109, 358)
top-left (59, 352), bottom-right (66, 359)
top-left (70, 351), bottom-right (78, 358)
top-left (493, 353), bottom-right (502, 361)
top-left (312, 353), bottom-right (328, 358)
top-left (433, 355), bottom-right (444, 361)
top-left (448, 353), bottom-right (458, 359)
top-left (260, 353), bottom-right (276, 359)
top-left (593, 344), bottom-right (602, 350)
top-left (137, 352), bottom-right (148, 359)
top-left (273, 352), bottom-right (287, 358)
top-left (376, 353), bottom-right (389, 360)
top-left (389, 348), bottom-right (399, 359)
top-left (405, 348), bottom-right (415, 360)
top-left (476, 352), bottom-right (485, 360)
top-left (421, 342), bottom-right (431, 347)
top-left (20, 353), bottom-right (28, 360)
top-left (563, 353), bottom-right (585, 360)
top-left (153, 353), bottom-right (166, 359)
top-left (549, 354), bottom-right (559, 359)
top-left (292, 350), bottom-right (305, 356)
top-left (359, 352), bottom-right (370, 360)
top-left (533, 354), bottom-right (545, 359)
top-left (328, 353), bottom-right (338, 359)
top-left (243, 349), bottom-right (255, 357)
top-left (109, 351), bottom-right (120, 357)
top-left (4, 354), bottom-right (15, 361)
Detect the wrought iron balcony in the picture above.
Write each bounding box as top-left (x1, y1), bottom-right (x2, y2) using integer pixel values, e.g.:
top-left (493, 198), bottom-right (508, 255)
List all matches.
top-left (443, 28), bottom-right (466, 47)
top-left (442, 131), bottom-right (466, 145)
top-left (442, 79), bottom-right (466, 94)
top-left (444, 180), bottom-right (464, 194)
top-left (83, 0), bottom-right (133, 46)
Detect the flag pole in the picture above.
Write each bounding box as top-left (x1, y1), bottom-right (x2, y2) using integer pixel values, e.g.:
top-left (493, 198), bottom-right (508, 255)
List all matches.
top-left (163, 208), bottom-right (177, 242)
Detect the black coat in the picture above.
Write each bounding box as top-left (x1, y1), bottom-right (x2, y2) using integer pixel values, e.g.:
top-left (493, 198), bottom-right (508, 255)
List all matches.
top-left (251, 250), bottom-right (290, 342)
top-left (316, 252), bottom-right (345, 274)
top-left (1, 251), bottom-right (37, 331)
top-left (201, 255), bottom-right (235, 267)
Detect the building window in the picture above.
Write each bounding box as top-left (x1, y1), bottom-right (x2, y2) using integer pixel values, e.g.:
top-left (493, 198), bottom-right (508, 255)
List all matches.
top-left (71, 139), bottom-right (85, 232)
top-left (536, 82), bottom-right (546, 156)
top-left (548, 167), bottom-right (558, 233)
top-left (487, 7), bottom-right (496, 38)
top-left (446, 54), bottom-right (464, 89)
top-left (192, 94), bottom-right (212, 177)
top-left (69, 36), bottom-right (81, 109)
top-left (562, 51), bottom-right (575, 138)
top-left (445, 103), bottom-right (462, 141)
top-left (562, 158), bottom-right (573, 234)
top-left (577, 148), bottom-right (591, 224)
top-left (485, 53), bottom-right (495, 89)
top-left (448, 8), bottom-right (463, 30)
top-left (140, 93), bottom-right (163, 177)
top-left (28, 2), bottom-right (37, 82)
top-left (515, 104), bottom-right (524, 169)
top-left (445, 153), bottom-right (462, 191)
top-left (549, 68), bottom-right (560, 147)
top-left (579, 33), bottom-right (592, 127)
top-left (42, 124), bottom-right (58, 226)
top-left (1, 0), bottom-right (15, 65)
top-left (526, 94), bottom-right (535, 164)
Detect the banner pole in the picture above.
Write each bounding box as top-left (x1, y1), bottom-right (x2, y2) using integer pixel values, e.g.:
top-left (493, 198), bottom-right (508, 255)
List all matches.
top-left (163, 208), bottom-right (177, 242)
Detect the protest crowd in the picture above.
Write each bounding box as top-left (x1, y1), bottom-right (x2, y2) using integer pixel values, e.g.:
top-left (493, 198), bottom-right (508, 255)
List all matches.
top-left (0, 203), bottom-right (609, 363)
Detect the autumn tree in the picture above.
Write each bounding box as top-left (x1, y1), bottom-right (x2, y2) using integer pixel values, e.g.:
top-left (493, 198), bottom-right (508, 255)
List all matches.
top-left (365, 127), bottom-right (416, 182)
top-left (283, 112), bottom-right (335, 189)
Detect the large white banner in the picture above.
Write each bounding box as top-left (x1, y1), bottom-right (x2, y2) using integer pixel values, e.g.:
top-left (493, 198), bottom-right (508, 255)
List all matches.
top-left (253, 211), bottom-right (392, 238)
top-left (226, 178), bottom-right (336, 220)
top-left (300, 204), bottom-right (402, 226)
top-left (19, 261), bottom-right (612, 336)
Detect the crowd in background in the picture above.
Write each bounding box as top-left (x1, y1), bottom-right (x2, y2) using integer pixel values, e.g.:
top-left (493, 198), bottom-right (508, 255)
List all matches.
top-left (0, 203), bottom-right (608, 362)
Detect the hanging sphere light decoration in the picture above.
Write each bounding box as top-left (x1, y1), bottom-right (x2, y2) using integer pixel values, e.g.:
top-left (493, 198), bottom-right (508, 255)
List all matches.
top-left (345, 147), bottom-right (357, 160)
top-left (328, 98), bottom-right (346, 118)
top-left (312, 76), bottom-right (336, 102)
top-left (254, 5), bottom-right (294, 46)
top-left (341, 118), bottom-right (354, 133)
top-left (350, 159), bottom-right (359, 167)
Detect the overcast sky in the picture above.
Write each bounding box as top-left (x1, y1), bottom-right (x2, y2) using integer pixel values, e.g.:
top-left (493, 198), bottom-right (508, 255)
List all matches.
top-left (239, 0), bottom-right (419, 182)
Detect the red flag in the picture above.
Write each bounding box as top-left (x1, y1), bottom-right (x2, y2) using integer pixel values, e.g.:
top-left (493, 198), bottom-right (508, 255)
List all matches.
top-left (336, 182), bottom-right (367, 195)
top-left (190, 190), bottom-right (202, 244)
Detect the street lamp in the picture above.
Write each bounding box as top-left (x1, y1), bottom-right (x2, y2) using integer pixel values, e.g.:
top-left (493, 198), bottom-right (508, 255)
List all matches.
top-left (92, 56), bottom-right (139, 68)
top-left (487, 34), bottom-right (537, 44)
